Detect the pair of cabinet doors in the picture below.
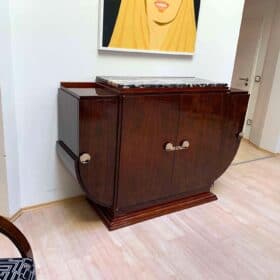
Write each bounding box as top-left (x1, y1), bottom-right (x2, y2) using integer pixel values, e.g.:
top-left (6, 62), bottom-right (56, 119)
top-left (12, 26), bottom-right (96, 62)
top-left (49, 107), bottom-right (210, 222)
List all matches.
top-left (117, 93), bottom-right (247, 211)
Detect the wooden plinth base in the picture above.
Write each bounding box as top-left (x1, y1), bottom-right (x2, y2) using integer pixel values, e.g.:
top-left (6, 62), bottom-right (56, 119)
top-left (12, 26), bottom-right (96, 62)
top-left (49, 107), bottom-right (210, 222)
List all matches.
top-left (92, 192), bottom-right (217, 231)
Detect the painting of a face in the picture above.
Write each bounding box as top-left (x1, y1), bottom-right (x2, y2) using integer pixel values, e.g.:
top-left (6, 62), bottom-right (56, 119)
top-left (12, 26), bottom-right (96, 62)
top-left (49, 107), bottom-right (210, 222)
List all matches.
top-left (101, 0), bottom-right (201, 54)
top-left (146, 0), bottom-right (183, 24)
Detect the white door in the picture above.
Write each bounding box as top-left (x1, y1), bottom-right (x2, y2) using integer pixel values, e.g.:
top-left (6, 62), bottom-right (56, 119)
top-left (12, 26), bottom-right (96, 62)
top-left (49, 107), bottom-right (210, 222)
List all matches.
top-left (231, 17), bottom-right (264, 138)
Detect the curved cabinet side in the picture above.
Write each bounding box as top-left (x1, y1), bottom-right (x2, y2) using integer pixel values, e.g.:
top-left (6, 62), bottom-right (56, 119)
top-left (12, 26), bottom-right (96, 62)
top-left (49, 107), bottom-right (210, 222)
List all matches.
top-left (57, 87), bottom-right (119, 208)
top-left (78, 98), bottom-right (119, 208)
top-left (57, 141), bottom-right (113, 207)
top-left (215, 93), bottom-right (249, 179)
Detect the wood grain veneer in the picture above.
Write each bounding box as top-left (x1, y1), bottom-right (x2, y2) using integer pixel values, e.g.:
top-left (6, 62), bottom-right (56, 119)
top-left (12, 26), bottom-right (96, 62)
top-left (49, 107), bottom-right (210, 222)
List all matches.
top-left (57, 79), bottom-right (249, 230)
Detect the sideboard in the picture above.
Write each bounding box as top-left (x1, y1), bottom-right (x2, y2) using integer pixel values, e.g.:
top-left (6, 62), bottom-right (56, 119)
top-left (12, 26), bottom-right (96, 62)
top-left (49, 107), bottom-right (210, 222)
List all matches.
top-left (57, 77), bottom-right (249, 230)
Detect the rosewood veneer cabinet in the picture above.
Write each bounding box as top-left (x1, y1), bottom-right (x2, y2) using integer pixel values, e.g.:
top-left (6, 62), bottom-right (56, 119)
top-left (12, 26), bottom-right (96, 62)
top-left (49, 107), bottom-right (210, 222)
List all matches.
top-left (57, 77), bottom-right (249, 230)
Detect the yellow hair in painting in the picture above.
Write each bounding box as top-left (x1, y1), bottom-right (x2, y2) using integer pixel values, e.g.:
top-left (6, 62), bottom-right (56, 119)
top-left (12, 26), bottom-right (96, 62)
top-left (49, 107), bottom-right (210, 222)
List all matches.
top-left (109, 0), bottom-right (197, 53)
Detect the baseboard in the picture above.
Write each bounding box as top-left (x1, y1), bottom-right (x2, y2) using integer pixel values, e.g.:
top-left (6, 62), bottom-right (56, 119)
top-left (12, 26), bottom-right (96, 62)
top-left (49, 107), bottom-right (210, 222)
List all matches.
top-left (9, 210), bottom-right (22, 222)
top-left (8, 192), bottom-right (219, 230)
top-left (8, 195), bottom-right (86, 222)
top-left (243, 139), bottom-right (276, 156)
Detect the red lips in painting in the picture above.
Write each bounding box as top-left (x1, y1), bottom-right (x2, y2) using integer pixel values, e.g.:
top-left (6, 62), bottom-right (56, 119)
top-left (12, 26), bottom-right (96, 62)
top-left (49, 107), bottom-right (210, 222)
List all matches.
top-left (154, 1), bottom-right (170, 12)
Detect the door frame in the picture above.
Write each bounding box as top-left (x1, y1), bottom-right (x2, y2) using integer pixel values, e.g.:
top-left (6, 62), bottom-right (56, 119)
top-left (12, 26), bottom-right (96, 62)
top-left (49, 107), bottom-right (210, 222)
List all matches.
top-left (242, 17), bottom-right (265, 139)
top-left (0, 88), bottom-right (9, 216)
top-left (231, 0), bottom-right (276, 140)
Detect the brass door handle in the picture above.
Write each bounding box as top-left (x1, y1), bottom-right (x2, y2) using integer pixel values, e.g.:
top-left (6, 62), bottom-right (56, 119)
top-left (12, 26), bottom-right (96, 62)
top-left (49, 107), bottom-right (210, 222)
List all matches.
top-left (180, 140), bottom-right (190, 149)
top-left (80, 153), bottom-right (91, 164)
top-left (165, 141), bottom-right (190, 152)
top-left (165, 143), bottom-right (176, 152)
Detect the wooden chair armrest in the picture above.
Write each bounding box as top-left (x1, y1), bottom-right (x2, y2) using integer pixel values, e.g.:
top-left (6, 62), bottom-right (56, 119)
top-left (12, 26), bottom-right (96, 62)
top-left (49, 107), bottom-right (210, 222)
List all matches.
top-left (0, 216), bottom-right (33, 259)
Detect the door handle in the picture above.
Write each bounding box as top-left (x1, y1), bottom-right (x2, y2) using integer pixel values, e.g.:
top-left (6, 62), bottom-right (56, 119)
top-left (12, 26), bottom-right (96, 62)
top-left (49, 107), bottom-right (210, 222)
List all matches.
top-left (255, 76), bottom-right (261, 83)
top-left (239, 78), bottom-right (249, 82)
top-left (165, 142), bottom-right (176, 152)
top-left (80, 153), bottom-right (91, 164)
top-left (180, 140), bottom-right (190, 149)
top-left (164, 141), bottom-right (190, 152)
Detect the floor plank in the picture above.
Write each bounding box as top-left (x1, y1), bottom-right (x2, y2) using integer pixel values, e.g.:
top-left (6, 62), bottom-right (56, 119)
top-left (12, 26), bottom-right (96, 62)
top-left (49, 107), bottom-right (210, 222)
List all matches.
top-left (232, 139), bottom-right (273, 165)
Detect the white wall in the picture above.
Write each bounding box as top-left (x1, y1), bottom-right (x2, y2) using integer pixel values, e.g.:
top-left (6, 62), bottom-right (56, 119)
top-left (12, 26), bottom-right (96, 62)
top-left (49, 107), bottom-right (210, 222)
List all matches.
top-left (0, 0), bottom-right (21, 216)
top-left (8, 0), bottom-right (245, 207)
top-left (260, 51), bottom-right (280, 153)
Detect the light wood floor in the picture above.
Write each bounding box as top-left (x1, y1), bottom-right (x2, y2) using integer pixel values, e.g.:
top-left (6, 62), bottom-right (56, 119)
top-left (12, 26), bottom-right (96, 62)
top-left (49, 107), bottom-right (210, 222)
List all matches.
top-left (233, 139), bottom-right (273, 165)
top-left (0, 154), bottom-right (279, 279)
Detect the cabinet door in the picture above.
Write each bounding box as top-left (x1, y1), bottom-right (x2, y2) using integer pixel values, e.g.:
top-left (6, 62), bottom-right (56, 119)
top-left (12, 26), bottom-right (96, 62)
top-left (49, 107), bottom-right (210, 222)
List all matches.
top-left (172, 94), bottom-right (224, 194)
top-left (117, 95), bottom-right (179, 211)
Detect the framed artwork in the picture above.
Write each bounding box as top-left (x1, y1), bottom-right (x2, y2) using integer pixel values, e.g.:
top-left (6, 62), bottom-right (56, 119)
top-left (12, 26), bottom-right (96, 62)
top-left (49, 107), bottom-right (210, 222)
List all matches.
top-left (99, 0), bottom-right (201, 55)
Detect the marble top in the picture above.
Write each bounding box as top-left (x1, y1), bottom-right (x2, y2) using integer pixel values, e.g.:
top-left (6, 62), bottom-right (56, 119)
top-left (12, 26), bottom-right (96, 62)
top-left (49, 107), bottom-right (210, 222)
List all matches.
top-left (96, 76), bottom-right (228, 89)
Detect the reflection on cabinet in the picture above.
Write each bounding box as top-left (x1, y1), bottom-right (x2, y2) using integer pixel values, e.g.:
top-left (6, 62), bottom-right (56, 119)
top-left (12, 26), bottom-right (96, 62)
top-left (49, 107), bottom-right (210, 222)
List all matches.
top-left (57, 77), bottom-right (249, 230)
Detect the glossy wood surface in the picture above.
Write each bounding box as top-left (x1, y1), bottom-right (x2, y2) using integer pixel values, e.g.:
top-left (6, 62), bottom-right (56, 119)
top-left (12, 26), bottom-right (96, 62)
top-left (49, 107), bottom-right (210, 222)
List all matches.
top-left (0, 216), bottom-right (33, 259)
top-left (93, 192), bottom-right (217, 231)
top-left (60, 82), bottom-right (98, 88)
top-left (56, 141), bottom-right (78, 180)
top-left (117, 95), bottom-right (179, 210)
top-left (57, 81), bottom-right (249, 229)
top-left (78, 98), bottom-right (118, 207)
top-left (216, 94), bottom-right (249, 178)
top-left (58, 88), bottom-right (79, 156)
top-left (173, 93), bottom-right (224, 192)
